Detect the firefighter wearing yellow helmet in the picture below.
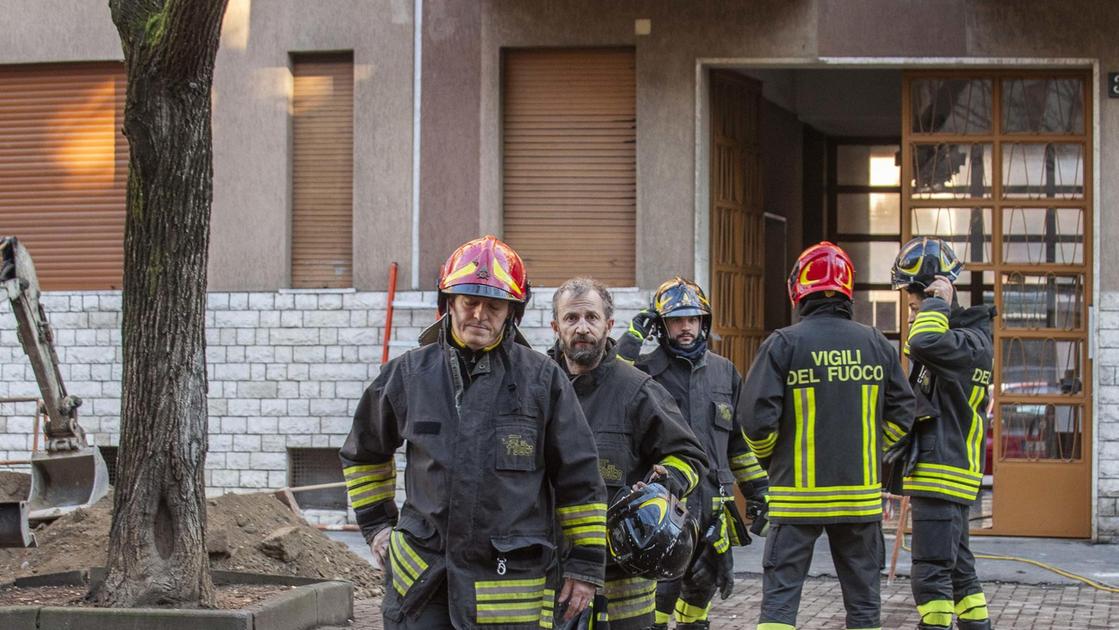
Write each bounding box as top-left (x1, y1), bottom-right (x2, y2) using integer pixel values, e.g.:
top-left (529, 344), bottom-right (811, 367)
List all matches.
top-left (888, 236), bottom-right (996, 630)
top-left (617, 277), bottom-right (770, 629)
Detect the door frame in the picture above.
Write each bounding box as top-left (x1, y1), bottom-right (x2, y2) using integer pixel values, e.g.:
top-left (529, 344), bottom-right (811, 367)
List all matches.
top-left (692, 56), bottom-right (1101, 540)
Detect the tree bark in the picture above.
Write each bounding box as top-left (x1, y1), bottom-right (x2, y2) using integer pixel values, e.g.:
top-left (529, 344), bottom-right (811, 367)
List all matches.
top-left (91, 0), bottom-right (229, 608)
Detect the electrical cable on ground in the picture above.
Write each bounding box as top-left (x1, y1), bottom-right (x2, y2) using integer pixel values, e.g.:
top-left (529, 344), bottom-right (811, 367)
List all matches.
top-left (896, 534), bottom-right (1119, 594)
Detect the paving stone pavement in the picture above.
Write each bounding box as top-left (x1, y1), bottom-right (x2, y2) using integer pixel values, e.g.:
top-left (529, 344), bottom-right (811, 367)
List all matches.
top-left (319, 574), bottom-right (1119, 629)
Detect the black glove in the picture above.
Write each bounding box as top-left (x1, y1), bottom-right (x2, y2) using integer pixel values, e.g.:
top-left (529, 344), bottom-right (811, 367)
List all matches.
top-left (627, 306), bottom-right (658, 341)
top-left (688, 542), bottom-right (733, 599)
top-left (746, 499), bottom-right (769, 537)
top-left (883, 432), bottom-right (913, 467)
top-left (689, 517), bottom-right (735, 600)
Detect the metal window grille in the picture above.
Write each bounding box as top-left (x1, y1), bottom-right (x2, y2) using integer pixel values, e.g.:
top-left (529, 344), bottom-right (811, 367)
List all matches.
top-left (287, 448), bottom-right (346, 510)
top-left (99, 446), bottom-right (118, 487)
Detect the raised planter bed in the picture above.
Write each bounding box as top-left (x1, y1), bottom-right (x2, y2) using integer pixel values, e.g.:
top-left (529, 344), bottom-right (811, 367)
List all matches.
top-left (0, 569), bottom-right (353, 630)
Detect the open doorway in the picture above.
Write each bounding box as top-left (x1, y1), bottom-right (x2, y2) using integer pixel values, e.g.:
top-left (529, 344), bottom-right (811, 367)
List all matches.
top-left (707, 66), bottom-right (1092, 537)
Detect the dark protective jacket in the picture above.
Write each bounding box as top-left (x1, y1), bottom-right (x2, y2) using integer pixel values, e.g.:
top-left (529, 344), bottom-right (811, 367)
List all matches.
top-left (738, 297), bottom-right (916, 524)
top-left (340, 321), bottom-right (608, 628)
top-left (616, 334), bottom-right (769, 530)
top-left (550, 339), bottom-right (707, 629)
top-left (902, 298), bottom-right (996, 505)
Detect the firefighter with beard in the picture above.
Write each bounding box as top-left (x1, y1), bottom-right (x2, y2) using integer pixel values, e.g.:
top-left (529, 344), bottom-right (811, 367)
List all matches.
top-left (739, 242), bottom-right (916, 630)
top-left (887, 237), bottom-right (995, 630)
top-left (549, 276), bottom-right (707, 630)
top-left (615, 277), bottom-right (770, 630)
top-left (340, 236), bottom-right (607, 628)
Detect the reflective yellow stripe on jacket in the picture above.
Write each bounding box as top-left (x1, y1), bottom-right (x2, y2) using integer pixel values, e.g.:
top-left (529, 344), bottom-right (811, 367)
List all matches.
top-left (659, 455), bottom-right (699, 496)
top-left (902, 385), bottom-right (986, 502)
top-left (746, 430), bottom-right (777, 460)
top-left (604, 576), bottom-right (657, 622)
top-left (730, 450), bottom-right (768, 485)
top-left (861, 384), bottom-right (879, 487)
top-left (343, 461), bottom-right (395, 509)
top-left (475, 578), bottom-right (555, 626)
top-left (792, 387), bottom-right (817, 488)
top-left (557, 502), bottom-right (607, 547)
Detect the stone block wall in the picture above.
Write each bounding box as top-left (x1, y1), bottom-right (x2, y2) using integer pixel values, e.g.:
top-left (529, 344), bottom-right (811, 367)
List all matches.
top-left (0, 288), bottom-right (649, 498)
top-left (1094, 292), bottom-right (1119, 540)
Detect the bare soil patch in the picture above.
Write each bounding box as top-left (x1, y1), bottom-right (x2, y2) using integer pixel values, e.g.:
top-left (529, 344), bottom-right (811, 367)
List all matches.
top-left (0, 490), bottom-right (381, 598)
top-left (0, 471), bottom-right (30, 501)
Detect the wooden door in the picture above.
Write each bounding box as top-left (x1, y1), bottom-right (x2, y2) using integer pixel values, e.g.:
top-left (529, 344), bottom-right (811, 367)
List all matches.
top-left (902, 71), bottom-right (1092, 537)
top-left (709, 71), bottom-right (766, 374)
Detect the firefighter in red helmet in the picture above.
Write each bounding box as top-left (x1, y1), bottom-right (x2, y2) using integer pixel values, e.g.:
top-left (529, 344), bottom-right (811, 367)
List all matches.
top-left (738, 242), bottom-right (916, 630)
top-left (341, 235), bottom-right (607, 628)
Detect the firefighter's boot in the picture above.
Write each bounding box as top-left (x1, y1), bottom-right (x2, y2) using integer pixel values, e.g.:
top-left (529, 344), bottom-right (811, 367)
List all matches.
top-left (675, 623), bottom-right (710, 630)
top-left (957, 621), bottom-right (992, 630)
top-left (650, 625), bottom-right (667, 630)
top-left (917, 625), bottom-right (949, 630)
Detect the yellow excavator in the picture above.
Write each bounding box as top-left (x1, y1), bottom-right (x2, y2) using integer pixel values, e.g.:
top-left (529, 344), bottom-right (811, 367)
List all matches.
top-left (0, 237), bottom-right (110, 547)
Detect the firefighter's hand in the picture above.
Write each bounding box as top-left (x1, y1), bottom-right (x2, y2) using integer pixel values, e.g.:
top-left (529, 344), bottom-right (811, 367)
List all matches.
top-left (558, 577), bottom-right (595, 620)
top-left (746, 500), bottom-right (770, 537)
top-left (883, 433), bottom-right (913, 466)
top-left (715, 550), bottom-right (734, 600)
top-left (632, 464), bottom-right (669, 490)
top-left (369, 527), bottom-right (391, 572)
top-left (925, 276), bottom-right (954, 302)
top-left (627, 307), bottom-right (658, 341)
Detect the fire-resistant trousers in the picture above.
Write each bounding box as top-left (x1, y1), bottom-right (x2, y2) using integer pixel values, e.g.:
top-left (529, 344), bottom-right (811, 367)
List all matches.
top-left (910, 496), bottom-right (990, 628)
top-left (758, 521), bottom-right (883, 630)
top-left (381, 586), bottom-right (454, 629)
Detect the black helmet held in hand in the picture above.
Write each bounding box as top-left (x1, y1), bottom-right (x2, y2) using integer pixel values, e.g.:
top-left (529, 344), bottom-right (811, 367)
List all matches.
top-left (891, 236), bottom-right (964, 290)
top-left (606, 482), bottom-right (698, 580)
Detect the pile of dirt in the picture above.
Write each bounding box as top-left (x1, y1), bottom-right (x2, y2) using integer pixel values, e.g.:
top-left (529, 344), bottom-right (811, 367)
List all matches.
top-left (0, 491), bottom-right (382, 598)
top-left (0, 471), bottom-right (31, 501)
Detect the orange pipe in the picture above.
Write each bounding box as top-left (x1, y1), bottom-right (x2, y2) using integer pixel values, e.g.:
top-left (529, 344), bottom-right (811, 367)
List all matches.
top-left (381, 262), bottom-right (399, 364)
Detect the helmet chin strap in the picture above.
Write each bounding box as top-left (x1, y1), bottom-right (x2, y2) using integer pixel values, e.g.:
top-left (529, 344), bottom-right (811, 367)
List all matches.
top-left (665, 330), bottom-right (708, 361)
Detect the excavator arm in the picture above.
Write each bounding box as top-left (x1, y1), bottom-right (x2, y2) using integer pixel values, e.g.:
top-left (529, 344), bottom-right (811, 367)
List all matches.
top-left (0, 237), bottom-right (109, 547)
top-left (2, 237), bottom-right (87, 451)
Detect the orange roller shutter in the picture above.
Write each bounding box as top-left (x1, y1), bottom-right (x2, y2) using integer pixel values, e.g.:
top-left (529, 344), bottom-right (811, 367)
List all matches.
top-left (292, 53), bottom-right (354, 289)
top-left (0, 62), bottom-right (127, 290)
top-left (503, 49), bottom-right (636, 287)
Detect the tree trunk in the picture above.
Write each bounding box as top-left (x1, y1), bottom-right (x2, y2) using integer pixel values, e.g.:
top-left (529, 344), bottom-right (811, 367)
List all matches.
top-left (91, 0), bottom-right (229, 608)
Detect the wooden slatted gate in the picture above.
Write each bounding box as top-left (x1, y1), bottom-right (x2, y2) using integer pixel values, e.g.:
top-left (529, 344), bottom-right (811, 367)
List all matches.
top-left (502, 48), bottom-right (636, 287)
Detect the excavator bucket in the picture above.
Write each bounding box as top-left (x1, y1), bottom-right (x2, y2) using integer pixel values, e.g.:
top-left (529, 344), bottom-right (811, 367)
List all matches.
top-left (0, 500), bottom-right (36, 547)
top-left (26, 447), bottom-right (110, 522)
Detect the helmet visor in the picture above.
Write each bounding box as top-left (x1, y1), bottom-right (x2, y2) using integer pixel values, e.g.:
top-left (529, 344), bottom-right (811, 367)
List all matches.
top-left (442, 283), bottom-right (520, 302)
top-left (662, 307), bottom-right (708, 318)
top-left (625, 495), bottom-right (670, 547)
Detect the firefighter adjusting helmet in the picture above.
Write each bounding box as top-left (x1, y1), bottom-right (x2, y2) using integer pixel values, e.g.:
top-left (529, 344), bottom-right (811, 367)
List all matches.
top-left (787, 241), bottom-right (855, 306)
top-left (606, 482), bottom-right (698, 580)
top-left (890, 236), bottom-right (964, 291)
top-left (437, 235), bottom-right (530, 322)
top-left (652, 276), bottom-right (713, 341)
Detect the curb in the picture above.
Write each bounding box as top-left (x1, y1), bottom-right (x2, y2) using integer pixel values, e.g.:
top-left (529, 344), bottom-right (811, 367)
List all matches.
top-left (0, 570), bottom-right (354, 630)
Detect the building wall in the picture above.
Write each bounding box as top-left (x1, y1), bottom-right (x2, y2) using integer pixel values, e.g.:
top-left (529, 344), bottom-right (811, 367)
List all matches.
top-left (466, 0), bottom-right (1119, 540)
top-left (0, 0), bottom-right (416, 292)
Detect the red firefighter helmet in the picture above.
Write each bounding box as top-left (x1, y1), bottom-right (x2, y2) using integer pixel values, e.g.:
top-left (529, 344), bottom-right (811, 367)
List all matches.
top-left (787, 241), bottom-right (855, 306)
top-left (437, 235), bottom-right (530, 322)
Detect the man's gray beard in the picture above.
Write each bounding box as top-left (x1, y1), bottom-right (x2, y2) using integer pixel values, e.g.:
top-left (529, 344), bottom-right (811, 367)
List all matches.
top-left (562, 336), bottom-right (607, 367)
